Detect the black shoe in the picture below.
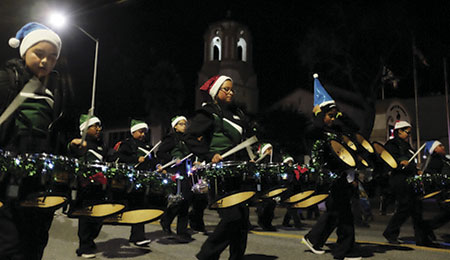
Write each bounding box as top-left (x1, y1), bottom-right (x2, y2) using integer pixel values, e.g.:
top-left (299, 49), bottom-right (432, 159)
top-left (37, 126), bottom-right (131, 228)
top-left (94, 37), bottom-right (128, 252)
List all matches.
top-left (76, 249), bottom-right (96, 258)
top-left (130, 239), bottom-right (151, 248)
top-left (282, 223), bottom-right (293, 227)
top-left (383, 233), bottom-right (400, 244)
top-left (176, 233), bottom-right (193, 242)
top-left (160, 222), bottom-right (173, 235)
top-left (262, 225), bottom-right (277, 231)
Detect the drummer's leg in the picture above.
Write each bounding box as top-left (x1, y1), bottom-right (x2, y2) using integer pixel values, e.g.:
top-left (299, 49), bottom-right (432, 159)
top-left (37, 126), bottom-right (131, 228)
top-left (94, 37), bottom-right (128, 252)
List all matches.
top-left (189, 194), bottom-right (208, 232)
top-left (129, 223), bottom-right (146, 243)
top-left (229, 205), bottom-right (249, 260)
top-left (176, 198), bottom-right (191, 237)
top-left (77, 216), bottom-right (102, 255)
top-left (0, 205), bottom-right (23, 259)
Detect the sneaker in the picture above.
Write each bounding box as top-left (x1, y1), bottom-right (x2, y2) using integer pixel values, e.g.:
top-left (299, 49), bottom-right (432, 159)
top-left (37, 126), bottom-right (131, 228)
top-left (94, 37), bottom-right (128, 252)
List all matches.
top-left (343, 257), bottom-right (362, 260)
top-left (301, 237), bottom-right (325, 255)
top-left (76, 249), bottom-right (96, 259)
top-left (131, 239), bottom-right (151, 248)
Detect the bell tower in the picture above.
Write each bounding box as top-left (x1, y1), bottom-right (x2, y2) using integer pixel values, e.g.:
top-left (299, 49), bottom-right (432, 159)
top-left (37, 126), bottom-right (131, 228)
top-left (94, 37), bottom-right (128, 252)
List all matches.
top-left (196, 18), bottom-right (259, 113)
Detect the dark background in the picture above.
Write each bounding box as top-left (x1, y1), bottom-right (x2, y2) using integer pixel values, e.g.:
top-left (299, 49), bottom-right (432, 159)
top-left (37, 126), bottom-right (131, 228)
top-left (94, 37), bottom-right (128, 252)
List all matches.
top-left (1, 0), bottom-right (450, 155)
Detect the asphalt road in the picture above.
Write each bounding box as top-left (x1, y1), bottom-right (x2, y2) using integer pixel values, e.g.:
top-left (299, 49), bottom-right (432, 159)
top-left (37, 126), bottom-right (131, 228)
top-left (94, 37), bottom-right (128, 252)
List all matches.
top-left (42, 198), bottom-right (450, 260)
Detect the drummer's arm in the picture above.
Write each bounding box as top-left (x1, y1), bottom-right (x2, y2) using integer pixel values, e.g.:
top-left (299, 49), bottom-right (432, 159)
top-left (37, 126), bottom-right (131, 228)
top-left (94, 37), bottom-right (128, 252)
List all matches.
top-left (68, 138), bottom-right (87, 157)
top-left (185, 111), bottom-right (215, 162)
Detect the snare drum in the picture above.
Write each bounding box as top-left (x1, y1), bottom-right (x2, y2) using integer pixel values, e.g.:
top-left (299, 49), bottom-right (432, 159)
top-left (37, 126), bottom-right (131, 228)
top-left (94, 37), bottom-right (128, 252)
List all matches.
top-left (2, 152), bottom-right (76, 210)
top-left (68, 162), bottom-right (126, 218)
top-left (408, 173), bottom-right (442, 199)
top-left (255, 162), bottom-right (291, 199)
top-left (103, 170), bottom-right (175, 225)
top-left (201, 161), bottom-right (256, 209)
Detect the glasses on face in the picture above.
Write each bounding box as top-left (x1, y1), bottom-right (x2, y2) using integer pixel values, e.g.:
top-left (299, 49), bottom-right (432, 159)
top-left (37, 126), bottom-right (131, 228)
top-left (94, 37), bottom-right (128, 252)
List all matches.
top-left (89, 124), bottom-right (102, 130)
top-left (326, 112), bottom-right (337, 119)
top-left (220, 87), bottom-right (235, 94)
top-left (402, 129), bottom-right (411, 135)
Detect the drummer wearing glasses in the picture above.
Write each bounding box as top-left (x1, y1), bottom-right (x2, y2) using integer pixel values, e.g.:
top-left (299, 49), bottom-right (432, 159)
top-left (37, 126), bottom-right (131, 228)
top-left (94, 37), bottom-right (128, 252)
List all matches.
top-left (185, 75), bottom-right (252, 260)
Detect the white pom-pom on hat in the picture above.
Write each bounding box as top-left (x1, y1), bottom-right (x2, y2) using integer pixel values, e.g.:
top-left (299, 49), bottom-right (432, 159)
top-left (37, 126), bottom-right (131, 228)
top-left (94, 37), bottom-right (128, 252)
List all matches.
top-left (9, 38), bottom-right (20, 48)
top-left (313, 73), bottom-right (319, 79)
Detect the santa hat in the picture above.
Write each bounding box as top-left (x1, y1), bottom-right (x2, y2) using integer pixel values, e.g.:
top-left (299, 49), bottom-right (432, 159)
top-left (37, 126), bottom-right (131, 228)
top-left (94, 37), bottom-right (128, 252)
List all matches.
top-left (313, 73), bottom-right (336, 108)
top-left (130, 119), bottom-right (148, 134)
top-left (79, 114), bottom-right (101, 135)
top-left (171, 115), bottom-right (187, 128)
top-left (200, 75), bottom-right (232, 100)
top-left (425, 140), bottom-right (441, 155)
top-left (282, 154), bottom-right (294, 164)
top-left (258, 143), bottom-right (273, 156)
top-left (394, 120), bottom-right (411, 130)
top-left (9, 22), bottom-right (62, 59)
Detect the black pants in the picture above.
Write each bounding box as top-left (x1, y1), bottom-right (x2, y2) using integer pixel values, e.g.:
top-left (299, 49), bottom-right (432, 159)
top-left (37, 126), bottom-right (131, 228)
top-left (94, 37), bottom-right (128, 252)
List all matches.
top-left (129, 224), bottom-right (146, 242)
top-left (0, 203), bottom-right (54, 260)
top-left (77, 216), bottom-right (103, 253)
top-left (256, 198), bottom-right (276, 228)
top-left (305, 177), bottom-right (355, 259)
top-left (383, 174), bottom-right (430, 244)
top-left (189, 193), bottom-right (208, 231)
top-left (196, 204), bottom-right (249, 260)
top-left (282, 206), bottom-right (302, 226)
top-left (160, 198), bottom-right (190, 235)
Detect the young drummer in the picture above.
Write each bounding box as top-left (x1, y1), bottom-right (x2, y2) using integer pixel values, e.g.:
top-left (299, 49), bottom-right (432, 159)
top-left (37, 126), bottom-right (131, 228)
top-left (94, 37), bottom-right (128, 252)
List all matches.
top-left (0, 22), bottom-right (65, 260)
top-left (157, 115), bottom-right (194, 240)
top-left (382, 121), bottom-right (432, 246)
top-left (185, 75), bottom-right (252, 260)
top-left (301, 74), bottom-right (361, 260)
top-left (69, 114), bottom-right (105, 259)
top-left (115, 119), bottom-right (154, 247)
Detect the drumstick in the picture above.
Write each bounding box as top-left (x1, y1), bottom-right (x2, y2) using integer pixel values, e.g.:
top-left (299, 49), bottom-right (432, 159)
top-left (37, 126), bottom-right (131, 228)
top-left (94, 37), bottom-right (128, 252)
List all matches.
top-left (246, 146), bottom-right (256, 161)
top-left (255, 153), bottom-right (268, 163)
top-left (401, 143), bottom-right (427, 169)
top-left (170, 153), bottom-right (194, 168)
top-left (134, 140), bottom-right (162, 168)
top-left (220, 136), bottom-right (258, 159)
top-left (159, 153), bottom-right (193, 171)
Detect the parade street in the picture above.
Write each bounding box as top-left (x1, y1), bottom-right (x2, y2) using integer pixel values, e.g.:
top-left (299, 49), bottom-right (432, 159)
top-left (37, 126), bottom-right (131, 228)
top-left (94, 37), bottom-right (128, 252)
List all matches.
top-left (44, 200), bottom-right (450, 260)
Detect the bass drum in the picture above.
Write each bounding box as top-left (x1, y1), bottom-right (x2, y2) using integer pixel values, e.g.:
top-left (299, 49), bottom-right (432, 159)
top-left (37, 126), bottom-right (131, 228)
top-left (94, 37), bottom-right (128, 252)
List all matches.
top-left (255, 162), bottom-right (291, 199)
top-left (103, 170), bottom-right (174, 225)
top-left (201, 161), bottom-right (256, 209)
top-left (68, 162), bottom-right (126, 218)
top-left (372, 142), bottom-right (398, 170)
top-left (1, 152), bottom-right (76, 210)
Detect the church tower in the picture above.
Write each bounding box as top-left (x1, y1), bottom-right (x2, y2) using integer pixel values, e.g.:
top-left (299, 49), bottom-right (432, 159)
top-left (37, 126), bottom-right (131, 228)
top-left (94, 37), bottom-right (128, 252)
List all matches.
top-left (196, 18), bottom-right (259, 113)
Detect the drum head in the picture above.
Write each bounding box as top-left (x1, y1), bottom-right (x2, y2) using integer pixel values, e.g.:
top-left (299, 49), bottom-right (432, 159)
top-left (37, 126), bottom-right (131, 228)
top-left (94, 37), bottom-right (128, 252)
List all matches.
top-left (422, 190), bottom-right (441, 200)
top-left (356, 134), bottom-right (374, 154)
top-left (103, 209), bottom-right (164, 225)
top-left (262, 187), bottom-right (288, 199)
top-left (284, 190), bottom-right (315, 203)
top-left (19, 196), bottom-right (67, 209)
top-left (330, 140), bottom-right (356, 168)
top-left (210, 191), bottom-right (256, 209)
top-left (341, 135), bottom-right (357, 151)
top-left (291, 194), bottom-right (329, 208)
top-left (0, 201), bottom-right (3, 208)
top-left (373, 142), bottom-right (398, 169)
top-left (69, 203), bottom-right (126, 218)
top-left (357, 155), bottom-right (369, 168)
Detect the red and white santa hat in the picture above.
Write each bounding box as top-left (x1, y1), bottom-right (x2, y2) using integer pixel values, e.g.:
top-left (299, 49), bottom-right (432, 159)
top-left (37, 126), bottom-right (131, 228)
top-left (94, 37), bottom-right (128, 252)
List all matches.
top-left (394, 120), bottom-right (411, 130)
top-left (199, 75), bottom-right (232, 100)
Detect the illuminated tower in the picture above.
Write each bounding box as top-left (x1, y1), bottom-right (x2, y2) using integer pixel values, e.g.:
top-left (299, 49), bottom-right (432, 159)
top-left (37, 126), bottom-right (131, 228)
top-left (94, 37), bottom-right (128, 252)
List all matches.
top-left (197, 19), bottom-right (258, 113)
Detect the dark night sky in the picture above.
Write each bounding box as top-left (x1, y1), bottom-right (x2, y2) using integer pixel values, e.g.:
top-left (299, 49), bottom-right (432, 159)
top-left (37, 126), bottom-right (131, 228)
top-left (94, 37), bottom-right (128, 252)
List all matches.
top-left (1, 0), bottom-right (450, 127)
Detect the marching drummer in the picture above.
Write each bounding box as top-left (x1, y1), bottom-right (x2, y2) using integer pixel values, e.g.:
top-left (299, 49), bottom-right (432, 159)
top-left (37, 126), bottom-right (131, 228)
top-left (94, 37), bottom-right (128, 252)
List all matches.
top-left (381, 120), bottom-right (433, 246)
top-left (114, 119), bottom-right (154, 248)
top-left (255, 143), bottom-right (278, 231)
top-left (68, 114), bottom-right (106, 258)
top-left (422, 140), bottom-right (450, 240)
top-left (301, 74), bottom-right (361, 260)
top-left (0, 22), bottom-right (67, 260)
top-left (157, 115), bottom-right (196, 241)
top-left (281, 154), bottom-right (305, 229)
top-left (185, 75), bottom-right (252, 260)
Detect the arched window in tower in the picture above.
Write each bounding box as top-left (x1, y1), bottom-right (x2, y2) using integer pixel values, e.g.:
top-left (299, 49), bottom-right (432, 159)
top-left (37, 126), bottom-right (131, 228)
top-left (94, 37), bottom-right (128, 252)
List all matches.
top-left (210, 36), bottom-right (222, 61)
top-left (237, 37), bottom-right (247, 62)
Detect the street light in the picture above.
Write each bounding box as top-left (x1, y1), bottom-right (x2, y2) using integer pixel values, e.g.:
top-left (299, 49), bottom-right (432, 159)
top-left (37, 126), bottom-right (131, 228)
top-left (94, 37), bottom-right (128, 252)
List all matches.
top-left (49, 12), bottom-right (99, 143)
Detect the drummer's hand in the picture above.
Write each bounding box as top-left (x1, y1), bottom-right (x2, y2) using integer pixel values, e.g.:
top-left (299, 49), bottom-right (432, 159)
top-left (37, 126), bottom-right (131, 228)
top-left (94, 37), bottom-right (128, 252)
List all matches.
top-left (211, 153), bottom-right (222, 163)
top-left (249, 159), bottom-right (255, 163)
top-left (313, 105), bottom-right (321, 116)
top-left (400, 160), bottom-right (409, 166)
top-left (138, 156), bottom-right (146, 163)
top-left (417, 170), bottom-right (423, 176)
top-left (156, 164), bottom-right (163, 172)
top-left (71, 138), bottom-right (87, 148)
top-left (176, 159), bottom-right (182, 165)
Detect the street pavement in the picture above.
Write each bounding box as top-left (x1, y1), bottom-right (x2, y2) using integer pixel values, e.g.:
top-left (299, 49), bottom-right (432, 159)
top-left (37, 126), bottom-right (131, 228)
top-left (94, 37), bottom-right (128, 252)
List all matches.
top-left (43, 199), bottom-right (450, 260)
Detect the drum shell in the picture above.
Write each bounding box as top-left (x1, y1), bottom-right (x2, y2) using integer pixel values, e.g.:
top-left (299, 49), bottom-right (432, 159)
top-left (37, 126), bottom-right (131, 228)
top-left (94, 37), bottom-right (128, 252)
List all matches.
top-left (254, 163), bottom-right (292, 198)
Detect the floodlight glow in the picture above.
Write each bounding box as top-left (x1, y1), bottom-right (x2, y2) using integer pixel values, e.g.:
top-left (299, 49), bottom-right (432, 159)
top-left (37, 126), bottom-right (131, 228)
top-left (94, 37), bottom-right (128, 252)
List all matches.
top-left (48, 13), bottom-right (67, 28)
